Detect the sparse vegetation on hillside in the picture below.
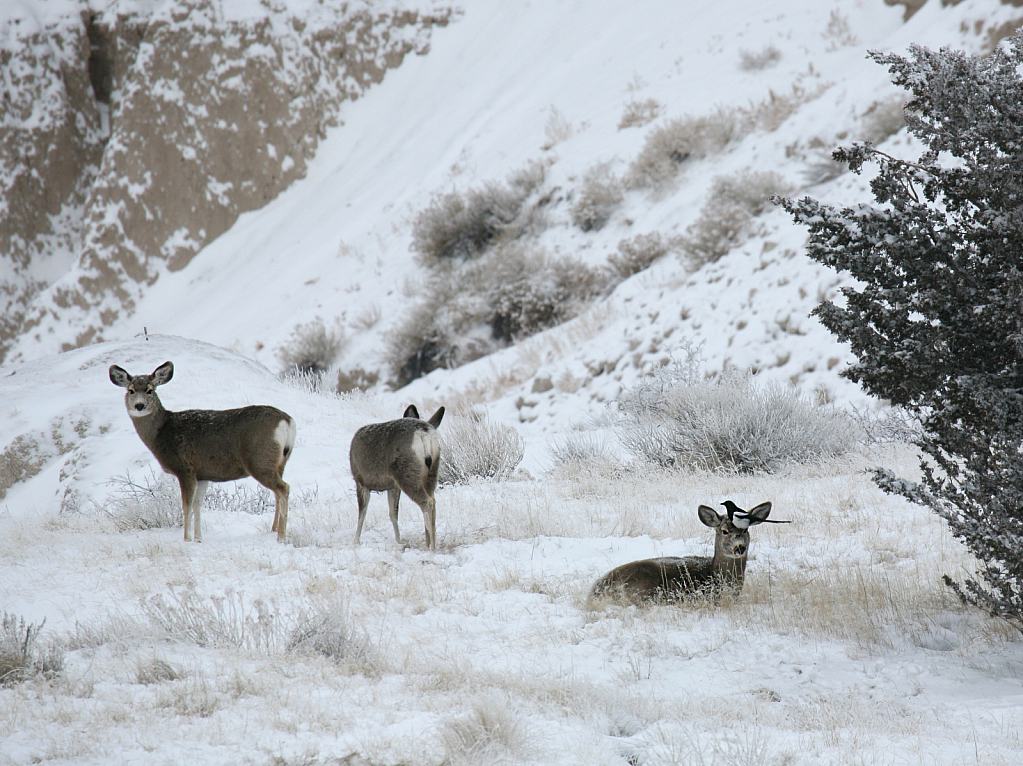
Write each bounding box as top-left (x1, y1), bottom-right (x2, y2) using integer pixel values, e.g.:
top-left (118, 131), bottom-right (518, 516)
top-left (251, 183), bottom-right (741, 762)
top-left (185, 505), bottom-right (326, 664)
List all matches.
top-left (678, 170), bottom-right (793, 271)
top-left (410, 163), bottom-right (547, 264)
top-left (388, 243), bottom-right (607, 386)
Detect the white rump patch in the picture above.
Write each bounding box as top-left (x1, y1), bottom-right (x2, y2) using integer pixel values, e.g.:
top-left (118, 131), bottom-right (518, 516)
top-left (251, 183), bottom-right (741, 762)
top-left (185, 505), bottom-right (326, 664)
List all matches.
top-left (412, 429), bottom-right (440, 470)
top-left (274, 418), bottom-right (297, 456)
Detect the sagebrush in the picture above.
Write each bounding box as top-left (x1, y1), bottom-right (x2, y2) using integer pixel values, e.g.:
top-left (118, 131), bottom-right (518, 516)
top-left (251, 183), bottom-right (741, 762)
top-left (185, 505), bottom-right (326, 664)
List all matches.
top-left (276, 317), bottom-right (346, 375)
top-left (616, 364), bottom-right (860, 473)
top-left (0, 612), bottom-right (63, 686)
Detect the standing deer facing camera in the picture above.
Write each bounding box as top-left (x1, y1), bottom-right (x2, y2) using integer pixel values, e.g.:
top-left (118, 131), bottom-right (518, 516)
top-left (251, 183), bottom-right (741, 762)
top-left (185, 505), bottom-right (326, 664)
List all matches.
top-left (350, 404), bottom-right (445, 550)
top-left (590, 501), bottom-right (788, 603)
top-left (109, 361), bottom-right (297, 543)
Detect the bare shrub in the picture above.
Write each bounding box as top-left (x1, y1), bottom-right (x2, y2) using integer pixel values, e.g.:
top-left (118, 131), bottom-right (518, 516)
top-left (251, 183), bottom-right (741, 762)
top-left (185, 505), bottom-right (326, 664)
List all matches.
top-left (626, 106), bottom-right (751, 189)
top-left (411, 163), bottom-right (547, 264)
top-left (0, 613), bottom-right (63, 687)
top-left (607, 231), bottom-right (674, 280)
top-left (548, 432), bottom-right (616, 467)
top-left (616, 363), bottom-right (861, 473)
top-left (738, 45), bottom-right (782, 71)
top-left (104, 471), bottom-right (181, 532)
top-left (571, 163), bottom-right (623, 232)
top-left (677, 170), bottom-right (793, 271)
top-left (618, 98), bottom-right (661, 129)
top-left (276, 317), bottom-right (346, 375)
top-left (541, 106), bottom-right (573, 149)
top-left (439, 408), bottom-right (524, 484)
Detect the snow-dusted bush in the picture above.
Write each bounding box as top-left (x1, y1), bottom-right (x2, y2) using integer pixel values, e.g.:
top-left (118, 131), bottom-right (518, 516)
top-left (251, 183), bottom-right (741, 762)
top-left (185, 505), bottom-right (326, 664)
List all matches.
top-left (627, 107), bottom-right (751, 189)
top-left (570, 163), bottom-right (623, 232)
top-left (618, 98), bottom-right (661, 129)
top-left (411, 163), bottom-right (546, 264)
top-left (547, 432), bottom-right (616, 467)
top-left (0, 613), bottom-right (63, 687)
top-left (607, 231), bottom-right (674, 280)
top-left (439, 409), bottom-right (524, 484)
top-left (677, 170), bottom-right (792, 270)
top-left (738, 45), bottom-right (782, 71)
top-left (616, 365), bottom-right (860, 473)
top-left (276, 317), bottom-right (346, 375)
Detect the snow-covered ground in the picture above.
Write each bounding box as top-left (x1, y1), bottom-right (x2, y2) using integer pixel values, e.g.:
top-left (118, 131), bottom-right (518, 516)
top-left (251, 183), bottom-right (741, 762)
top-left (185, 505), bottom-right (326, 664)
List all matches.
top-left (4, 0), bottom-right (1023, 764)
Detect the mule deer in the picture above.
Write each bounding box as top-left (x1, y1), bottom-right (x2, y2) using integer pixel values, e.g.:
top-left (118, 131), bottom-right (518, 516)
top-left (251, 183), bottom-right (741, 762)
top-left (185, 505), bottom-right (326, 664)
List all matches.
top-left (109, 361), bottom-right (297, 543)
top-left (350, 404), bottom-right (445, 550)
top-left (590, 501), bottom-right (787, 603)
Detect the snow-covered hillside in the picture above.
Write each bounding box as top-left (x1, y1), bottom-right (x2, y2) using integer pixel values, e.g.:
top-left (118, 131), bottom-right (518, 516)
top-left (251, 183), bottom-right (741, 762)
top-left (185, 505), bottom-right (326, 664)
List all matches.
top-left (4, 2), bottom-right (1023, 765)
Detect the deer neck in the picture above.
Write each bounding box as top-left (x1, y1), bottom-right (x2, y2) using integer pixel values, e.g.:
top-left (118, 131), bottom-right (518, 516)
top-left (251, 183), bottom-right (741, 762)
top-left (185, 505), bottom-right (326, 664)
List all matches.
top-left (129, 400), bottom-right (169, 448)
top-left (711, 548), bottom-right (748, 588)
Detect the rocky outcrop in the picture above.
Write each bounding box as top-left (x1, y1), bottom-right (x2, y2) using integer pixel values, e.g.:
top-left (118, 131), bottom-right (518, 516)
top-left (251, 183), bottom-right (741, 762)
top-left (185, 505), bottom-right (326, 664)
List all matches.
top-left (0, 0), bottom-right (452, 363)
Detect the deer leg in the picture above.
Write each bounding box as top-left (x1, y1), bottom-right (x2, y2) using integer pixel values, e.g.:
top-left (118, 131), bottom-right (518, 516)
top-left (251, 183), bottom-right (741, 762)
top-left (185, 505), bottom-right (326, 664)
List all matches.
top-left (420, 496), bottom-right (436, 551)
top-left (354, 482), bottom-right (371, 544)
top-left (274, 481), bottom-right (290, 543)
top-left (192, 480), bottom-right (209, 543)
top-left (387, 487), bottom-right (402, 544)
top-left (179, 474), bottom-right (197, 542)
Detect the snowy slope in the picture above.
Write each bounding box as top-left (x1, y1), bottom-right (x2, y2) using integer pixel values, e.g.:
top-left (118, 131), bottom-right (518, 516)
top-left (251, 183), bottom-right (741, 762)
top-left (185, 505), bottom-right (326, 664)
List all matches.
top-left (66, 0), bottom-right (1014, 439)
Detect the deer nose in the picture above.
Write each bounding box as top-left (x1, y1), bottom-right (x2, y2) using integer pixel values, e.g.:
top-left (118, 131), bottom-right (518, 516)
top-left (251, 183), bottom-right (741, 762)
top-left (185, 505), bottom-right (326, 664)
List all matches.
top-left (134, 402), bottom-right (146, 411)
top-left (734, 544), bottom-right (747, 556)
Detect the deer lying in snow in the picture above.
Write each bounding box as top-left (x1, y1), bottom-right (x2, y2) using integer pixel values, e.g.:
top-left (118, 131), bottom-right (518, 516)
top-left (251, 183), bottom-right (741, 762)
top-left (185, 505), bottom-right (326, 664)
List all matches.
top-left (350, 404), bottom-right (445, 551)
top-left (110, 361), bottom-right (296, 543)
top-left (590, 501), bottom-right (788, 604)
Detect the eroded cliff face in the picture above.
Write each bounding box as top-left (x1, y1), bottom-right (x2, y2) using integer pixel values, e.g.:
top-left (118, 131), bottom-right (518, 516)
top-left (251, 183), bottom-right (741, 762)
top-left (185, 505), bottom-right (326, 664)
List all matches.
top-left (0, 0), bottom-right (452, 362)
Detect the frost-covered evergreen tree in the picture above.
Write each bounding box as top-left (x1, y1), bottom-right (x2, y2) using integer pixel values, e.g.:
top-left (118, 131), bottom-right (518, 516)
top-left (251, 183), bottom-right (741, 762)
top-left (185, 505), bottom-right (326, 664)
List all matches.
top-left (780, 31), bottom-right (1023, 630)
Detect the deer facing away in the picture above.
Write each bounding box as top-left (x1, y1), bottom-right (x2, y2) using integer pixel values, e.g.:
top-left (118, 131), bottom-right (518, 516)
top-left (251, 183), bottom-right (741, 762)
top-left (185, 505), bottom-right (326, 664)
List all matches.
top-left (590, 501), bottom-right (786, 604)
top-left (109, 361), bottom-right (297, 543)
top-left (350, 404), bottom-right (445, 551)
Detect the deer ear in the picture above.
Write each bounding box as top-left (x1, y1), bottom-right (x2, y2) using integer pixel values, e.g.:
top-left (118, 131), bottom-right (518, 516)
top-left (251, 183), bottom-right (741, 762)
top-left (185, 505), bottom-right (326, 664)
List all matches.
top-left (109, 365), bottom-right (131, 388)
top-left (698, 504), bottom-right (722, 528)
top-left (403, 404), bottom-right (421, 419)
top-left (152, 361), bottom-right (174, 386)
top-left (745, 502), bottom-right (773, 525)
top-left (428, 406), bottom-right (445, 429)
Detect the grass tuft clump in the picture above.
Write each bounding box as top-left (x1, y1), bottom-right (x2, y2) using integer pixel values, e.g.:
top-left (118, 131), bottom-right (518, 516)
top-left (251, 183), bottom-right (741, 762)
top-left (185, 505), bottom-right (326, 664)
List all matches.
top-left (1, 612), bottom-right (63, 686)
